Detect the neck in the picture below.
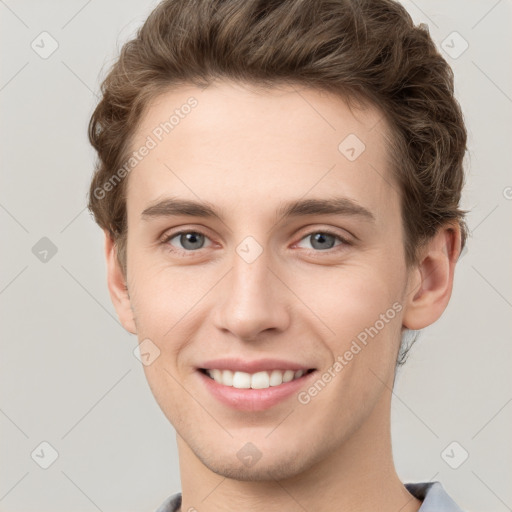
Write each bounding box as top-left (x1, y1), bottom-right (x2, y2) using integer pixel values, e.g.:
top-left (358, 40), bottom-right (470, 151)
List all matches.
top-left (176, 391), bottom-right (422, 512)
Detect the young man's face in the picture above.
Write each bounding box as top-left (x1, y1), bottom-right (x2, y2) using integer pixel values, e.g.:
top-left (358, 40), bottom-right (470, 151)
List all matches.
top-left (108, 80), bottom-right (432, 480)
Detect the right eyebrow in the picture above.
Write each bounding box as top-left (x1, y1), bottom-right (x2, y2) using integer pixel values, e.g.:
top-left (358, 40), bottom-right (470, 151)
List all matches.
top-left (141, 198), bottom-right (223, 221)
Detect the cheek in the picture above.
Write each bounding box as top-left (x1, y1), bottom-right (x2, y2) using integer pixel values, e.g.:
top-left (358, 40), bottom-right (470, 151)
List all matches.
top-left (304, 265), bottom-right (402, 416)
top-left (130, 253), bottom-right (402, 329)
top-left (292, 260), bottom-right (401, 336)
top-left (292, 260), bottom-right (404, 396)
top-left (128, 257), bottom-right (216, 343)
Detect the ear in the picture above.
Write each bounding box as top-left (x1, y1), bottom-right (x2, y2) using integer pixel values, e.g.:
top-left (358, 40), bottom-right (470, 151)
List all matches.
top-left (402, 222), bottom-right (461, 330)
top-left (104, 229), bottom-right (137, 334)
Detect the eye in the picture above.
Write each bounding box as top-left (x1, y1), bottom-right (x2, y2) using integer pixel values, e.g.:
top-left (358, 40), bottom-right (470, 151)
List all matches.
top-left (295, 230), bottom-right (351, 252)
top-left (160, 228), bottom-right (352, 256)
top-left (162, 230), bottom-right (213, 253)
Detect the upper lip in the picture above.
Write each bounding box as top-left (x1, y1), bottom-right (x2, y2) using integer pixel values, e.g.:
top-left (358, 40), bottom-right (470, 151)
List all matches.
top-left (198, 358), bottom-right (316, 373)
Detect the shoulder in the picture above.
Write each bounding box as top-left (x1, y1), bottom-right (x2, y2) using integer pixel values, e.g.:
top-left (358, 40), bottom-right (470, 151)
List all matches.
top-left (155, 491), bottom-right (182, 512)
top-left (157, 484), bottom-right (466, 512)
top-left (405, 481), bottom-right (466, 511)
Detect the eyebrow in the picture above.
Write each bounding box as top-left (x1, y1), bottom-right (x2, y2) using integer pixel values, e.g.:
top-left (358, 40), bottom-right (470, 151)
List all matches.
top-left (141, 196), bottom-right (376, 223)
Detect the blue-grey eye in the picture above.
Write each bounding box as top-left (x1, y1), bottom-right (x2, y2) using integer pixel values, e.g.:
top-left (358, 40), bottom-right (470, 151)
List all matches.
top-left (296, 231), bottom-right (345, 251)
top-left (310, 232), bottom-right (336, 250)
top-left (168, 231), bottom-right (211, 251)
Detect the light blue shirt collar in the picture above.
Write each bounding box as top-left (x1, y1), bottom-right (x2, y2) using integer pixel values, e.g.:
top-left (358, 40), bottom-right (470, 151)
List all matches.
top-left (156, 480), bottom-right (465, 511)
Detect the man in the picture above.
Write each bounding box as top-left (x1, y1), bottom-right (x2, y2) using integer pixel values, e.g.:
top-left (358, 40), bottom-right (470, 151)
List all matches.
top-left (87, 1), bottom-right (469, 510)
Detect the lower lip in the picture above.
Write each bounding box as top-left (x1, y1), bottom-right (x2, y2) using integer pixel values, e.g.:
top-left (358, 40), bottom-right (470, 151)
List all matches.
top-left (197, 370), bottom-right (317, 411)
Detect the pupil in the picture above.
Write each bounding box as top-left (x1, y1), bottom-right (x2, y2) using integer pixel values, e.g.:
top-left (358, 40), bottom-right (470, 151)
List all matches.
top-left (313, 233), bottom-right (334, 250)
top-left (182, 232), bottom-right (203, 249)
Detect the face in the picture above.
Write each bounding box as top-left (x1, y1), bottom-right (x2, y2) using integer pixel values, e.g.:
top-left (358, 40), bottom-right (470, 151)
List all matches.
top-left (116, 80), bottom-right (415, 480)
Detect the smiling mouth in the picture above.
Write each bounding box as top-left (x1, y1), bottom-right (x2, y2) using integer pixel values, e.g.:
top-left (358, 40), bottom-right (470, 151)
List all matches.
top-left (199, 368), bottom-right (316, 389)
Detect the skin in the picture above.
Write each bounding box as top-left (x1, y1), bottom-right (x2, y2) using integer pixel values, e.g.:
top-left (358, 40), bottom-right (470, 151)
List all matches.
top-left (104, 80), bottom-right (461, 512)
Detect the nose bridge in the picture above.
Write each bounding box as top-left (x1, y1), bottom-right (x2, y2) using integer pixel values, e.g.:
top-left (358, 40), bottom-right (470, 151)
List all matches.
top-left (233, 235), bottom-right (271, 296)
top-left (214, 234), bottom-right (289, 340)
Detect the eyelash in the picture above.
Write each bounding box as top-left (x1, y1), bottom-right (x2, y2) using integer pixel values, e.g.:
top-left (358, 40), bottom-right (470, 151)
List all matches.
top-left (160, 228), bottom-right (352, 257)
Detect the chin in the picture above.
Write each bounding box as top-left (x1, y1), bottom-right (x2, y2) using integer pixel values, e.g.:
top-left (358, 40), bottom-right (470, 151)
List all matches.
top-left (202, 455), bottom-right (307, 482)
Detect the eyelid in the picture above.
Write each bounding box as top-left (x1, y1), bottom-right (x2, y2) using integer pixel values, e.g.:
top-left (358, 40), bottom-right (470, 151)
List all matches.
top-left (160, 225), bottom-right (353, 255)
top-left (160, 228), bottom-right (215, 251)
top-left (292, 228), bottom-right (353, 253)
top-left (159, 223), bottom-right (213, 241)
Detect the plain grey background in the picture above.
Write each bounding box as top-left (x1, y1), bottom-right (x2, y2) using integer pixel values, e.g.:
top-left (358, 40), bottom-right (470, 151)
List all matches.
top-left (1, 1), bottom-right (511, 511)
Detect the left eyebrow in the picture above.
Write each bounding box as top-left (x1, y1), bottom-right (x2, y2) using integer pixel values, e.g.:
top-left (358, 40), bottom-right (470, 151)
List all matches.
top-left (140, 196), bottom-right (376, 224)
top-left (276, 197), bottom-right (376, 223)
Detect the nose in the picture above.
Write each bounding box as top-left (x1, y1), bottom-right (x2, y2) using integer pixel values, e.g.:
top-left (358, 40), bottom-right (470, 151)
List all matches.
top-left (213, 243), bottom-right (291, 342)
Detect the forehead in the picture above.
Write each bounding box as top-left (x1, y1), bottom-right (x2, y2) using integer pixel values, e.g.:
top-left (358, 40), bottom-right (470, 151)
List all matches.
top-left (126, 80), bottom-right (399, 228)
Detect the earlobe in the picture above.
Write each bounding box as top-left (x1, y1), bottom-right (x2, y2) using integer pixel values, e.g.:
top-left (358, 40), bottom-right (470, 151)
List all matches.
top-left (104, 229), bottom-right (137, 334)
top-left (402, 223), bottom-right (461, 331)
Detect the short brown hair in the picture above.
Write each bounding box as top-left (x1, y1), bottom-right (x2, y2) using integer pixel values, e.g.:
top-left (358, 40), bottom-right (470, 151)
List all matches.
top-left (87, 0), bottom-right (469, 361)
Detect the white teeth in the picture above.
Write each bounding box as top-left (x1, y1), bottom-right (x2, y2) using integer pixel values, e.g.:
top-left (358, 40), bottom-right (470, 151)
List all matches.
top-left (222, 369), bottom-right (233, 386)
top-left (232, 371), bottom-right (251, 389)
top-left (250, 371), bottom-right (270, 389)
top-left (282, 370), bottom-right (295, 383)
top-left (204, 368), bottom-right (310, 389)
top-left (269, 369), bottom-right (283, 386)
